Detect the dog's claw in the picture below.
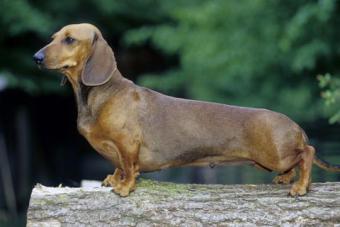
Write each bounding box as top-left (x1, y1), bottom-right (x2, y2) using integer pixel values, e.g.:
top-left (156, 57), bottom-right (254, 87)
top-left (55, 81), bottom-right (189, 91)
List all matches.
top-left (112, 187), bottom-right (130, 197)
top-left (112, 182), bottom-right (135, 197)
top-left (102, 174), bottom-right (117, 187)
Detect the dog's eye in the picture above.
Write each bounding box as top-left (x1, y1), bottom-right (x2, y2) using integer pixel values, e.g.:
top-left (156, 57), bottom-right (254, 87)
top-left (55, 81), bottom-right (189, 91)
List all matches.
top-left (64, 37), bottom-right (76, 45)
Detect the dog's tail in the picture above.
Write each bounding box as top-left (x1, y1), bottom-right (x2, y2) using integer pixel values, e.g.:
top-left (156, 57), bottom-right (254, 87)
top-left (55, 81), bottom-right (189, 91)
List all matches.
top-left (314, 155), bottom-right (340, 172)
top-left (302, 130), bottom-right (340, 172)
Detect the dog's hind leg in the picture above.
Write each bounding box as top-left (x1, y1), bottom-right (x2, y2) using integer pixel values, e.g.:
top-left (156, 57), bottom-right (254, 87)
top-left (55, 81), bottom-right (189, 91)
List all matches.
top-left (289, 145), bottom-right (315, 196)
top-left (273, 168), bottom-right (296, 184)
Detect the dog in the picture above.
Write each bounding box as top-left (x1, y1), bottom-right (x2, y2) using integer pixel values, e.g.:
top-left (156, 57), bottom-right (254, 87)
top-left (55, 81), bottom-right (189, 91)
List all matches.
top-left (33, 23), bottom-right (340, 197)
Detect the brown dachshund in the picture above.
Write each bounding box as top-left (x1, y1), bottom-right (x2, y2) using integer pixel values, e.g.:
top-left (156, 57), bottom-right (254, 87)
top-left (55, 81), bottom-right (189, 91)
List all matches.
top-left (33, 23), bottom-right (340, 197)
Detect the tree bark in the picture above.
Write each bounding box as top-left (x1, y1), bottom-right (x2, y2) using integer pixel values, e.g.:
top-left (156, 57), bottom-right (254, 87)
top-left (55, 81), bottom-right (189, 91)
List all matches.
top-left (27, 180), bottom-right (340, 226)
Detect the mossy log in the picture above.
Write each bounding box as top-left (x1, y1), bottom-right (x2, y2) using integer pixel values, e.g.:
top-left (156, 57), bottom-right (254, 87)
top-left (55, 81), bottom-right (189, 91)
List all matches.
top-left (27, 180), bottom-right (340, 226)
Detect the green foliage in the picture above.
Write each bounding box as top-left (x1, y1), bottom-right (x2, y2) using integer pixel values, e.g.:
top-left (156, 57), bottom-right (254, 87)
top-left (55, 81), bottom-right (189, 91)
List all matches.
top-left (318, 74), bottom-right (340, 123)
top-left (0, 0), bottom-right (167, 94)
top-left (1, 0), bottom-right (52, 36)
top-left (125, 0), bottom-right (340, 123)
top-left (1, 0), bottom-right (340, 123)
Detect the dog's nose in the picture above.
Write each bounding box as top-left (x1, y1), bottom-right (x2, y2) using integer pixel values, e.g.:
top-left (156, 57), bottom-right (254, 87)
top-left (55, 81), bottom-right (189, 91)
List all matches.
top-left (33, 51), bottom-right (44, 65)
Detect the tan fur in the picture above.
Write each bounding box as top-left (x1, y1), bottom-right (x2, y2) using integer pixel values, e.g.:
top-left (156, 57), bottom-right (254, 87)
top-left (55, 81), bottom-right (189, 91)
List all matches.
top-left (35, 23), bottom-right (321, 197)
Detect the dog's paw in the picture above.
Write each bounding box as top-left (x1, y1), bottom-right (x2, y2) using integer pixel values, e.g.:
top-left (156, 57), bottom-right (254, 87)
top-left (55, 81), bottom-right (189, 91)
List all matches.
top-left (112, 184), bottom-right (132, 197)
top-left (112, 180), bottom-right (136, 197)
top-left (102, 174), bottom-right (117, 187)
top-left (273, 175), bottom-right (293, 185)
top-left (289, 183), bottom-right (307, 197)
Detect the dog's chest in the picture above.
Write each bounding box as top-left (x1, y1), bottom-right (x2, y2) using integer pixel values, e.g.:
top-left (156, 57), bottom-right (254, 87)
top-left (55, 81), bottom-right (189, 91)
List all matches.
top-left (77, 113), bottom-right (93, 138)
top-left (76, 114), bottom-right (105, 142)
top-left (77, 116), bottom-right (120, 163)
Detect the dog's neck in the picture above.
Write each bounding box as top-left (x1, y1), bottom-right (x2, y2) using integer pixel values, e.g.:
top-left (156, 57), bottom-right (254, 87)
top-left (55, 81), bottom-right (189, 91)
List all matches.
top-left (64, 68), bottom-right (127, 116)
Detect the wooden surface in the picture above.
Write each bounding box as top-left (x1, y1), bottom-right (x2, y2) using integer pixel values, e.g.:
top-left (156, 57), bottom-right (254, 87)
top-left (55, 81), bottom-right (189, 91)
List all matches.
top-left (27, 180), bottom-right (340, 226)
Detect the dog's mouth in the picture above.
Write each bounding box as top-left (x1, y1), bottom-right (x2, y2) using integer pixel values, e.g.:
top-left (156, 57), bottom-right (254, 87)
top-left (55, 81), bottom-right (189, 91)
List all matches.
top-left (57, 65), bottom-right (69, 73)
top-left (37, 64), bottom-right (71, 71)
top-left (57, 62), bottom-right (78, 71)
top-left (34, 64), bottom-right (69, 86)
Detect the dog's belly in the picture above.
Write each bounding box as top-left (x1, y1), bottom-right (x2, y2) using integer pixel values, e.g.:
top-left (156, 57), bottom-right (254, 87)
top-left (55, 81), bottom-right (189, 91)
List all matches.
top-left (137, 142), bottom-right (252, 172)
top-left (137, 121), bottom-right (252, 172)
top-left (182, 157), bottom-right (254, 168)
top-left (138, 152), bottom-right (253, 172)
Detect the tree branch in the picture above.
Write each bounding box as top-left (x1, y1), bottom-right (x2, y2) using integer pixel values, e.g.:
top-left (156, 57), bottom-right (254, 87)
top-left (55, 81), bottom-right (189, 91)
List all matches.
top-left (27, 180), bottom-right (340, 226)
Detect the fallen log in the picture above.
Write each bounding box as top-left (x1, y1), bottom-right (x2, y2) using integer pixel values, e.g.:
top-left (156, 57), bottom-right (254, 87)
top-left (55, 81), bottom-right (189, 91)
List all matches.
top-left (27, 180), bottom-right (340, 226)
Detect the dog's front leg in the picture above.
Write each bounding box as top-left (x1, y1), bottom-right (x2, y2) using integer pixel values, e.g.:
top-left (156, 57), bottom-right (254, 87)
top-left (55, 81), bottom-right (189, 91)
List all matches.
top-left (111, 141), bottom-right (140, 197)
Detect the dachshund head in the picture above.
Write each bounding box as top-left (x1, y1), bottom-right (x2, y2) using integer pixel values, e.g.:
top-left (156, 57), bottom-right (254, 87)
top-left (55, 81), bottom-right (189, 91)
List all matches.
top-left (34, 23), bottom-right (116, 86)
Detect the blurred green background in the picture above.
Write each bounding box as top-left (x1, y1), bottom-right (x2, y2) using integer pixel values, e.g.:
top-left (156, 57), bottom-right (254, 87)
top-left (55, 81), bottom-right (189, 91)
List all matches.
top-left (1, 0), bottom-right (340, 226)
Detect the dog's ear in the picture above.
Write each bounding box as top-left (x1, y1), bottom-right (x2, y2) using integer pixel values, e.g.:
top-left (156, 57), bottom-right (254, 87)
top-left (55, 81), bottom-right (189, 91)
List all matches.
top-left (81, 33), bottom-right (116, 86)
